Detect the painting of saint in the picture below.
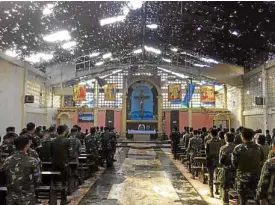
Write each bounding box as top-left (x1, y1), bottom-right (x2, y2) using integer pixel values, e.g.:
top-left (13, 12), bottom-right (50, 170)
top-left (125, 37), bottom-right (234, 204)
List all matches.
top-left (168, 84), bottom-right (181, 101)
top-left (200, 85), bottom-right (215, 103)
top-left (104, 84), bottom-right (116, 101)
top-left (73, 85), bottom-right (86, 102)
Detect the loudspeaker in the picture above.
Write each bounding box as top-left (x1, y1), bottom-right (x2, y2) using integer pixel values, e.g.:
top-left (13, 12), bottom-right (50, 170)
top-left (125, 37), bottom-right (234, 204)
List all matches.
top-left (255, 96), bottom-right (264, 105)
top-left (25, 95), bottom-right (34, 103)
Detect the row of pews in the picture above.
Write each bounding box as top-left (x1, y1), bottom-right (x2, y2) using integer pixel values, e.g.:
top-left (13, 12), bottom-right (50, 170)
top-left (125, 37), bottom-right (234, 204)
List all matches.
top-left (0, 147), bottom-right (98, 205)
top-left (175, 146), bottom-right (240, 205)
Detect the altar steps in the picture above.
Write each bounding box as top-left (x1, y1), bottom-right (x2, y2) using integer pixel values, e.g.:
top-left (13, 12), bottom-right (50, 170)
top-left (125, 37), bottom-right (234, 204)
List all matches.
top-left (117, 140), bottom-right (171, 149)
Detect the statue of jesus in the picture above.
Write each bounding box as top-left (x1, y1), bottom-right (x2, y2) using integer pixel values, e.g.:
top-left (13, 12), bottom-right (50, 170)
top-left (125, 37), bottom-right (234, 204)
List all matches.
top-left (134, 89), bottom-right (150, 119)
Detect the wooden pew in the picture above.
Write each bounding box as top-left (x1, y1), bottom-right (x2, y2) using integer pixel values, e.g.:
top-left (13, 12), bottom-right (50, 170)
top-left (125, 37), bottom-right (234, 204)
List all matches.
top-left (37, 171), bottom-right (63, 205)
top-left (192, 157), bottom-right (206, 181)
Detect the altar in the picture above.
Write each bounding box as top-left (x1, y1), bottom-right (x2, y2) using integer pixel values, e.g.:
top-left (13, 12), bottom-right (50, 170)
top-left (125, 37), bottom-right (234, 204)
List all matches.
top-left (127, 129), bottom-right (157, 141)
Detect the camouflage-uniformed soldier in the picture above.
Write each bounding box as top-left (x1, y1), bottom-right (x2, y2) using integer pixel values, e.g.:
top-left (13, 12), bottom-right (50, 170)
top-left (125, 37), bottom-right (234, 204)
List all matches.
top-left (184, 127), bottom-right (194, 148)
top-left (232, 128), bottom-right (264, 205)
top-left (25, 122), bottom-right (41, 152)
top-left (219, 133), bottom-right (236, 205)
top-left (181, 128), bottom-right (190, 147)
top-left (0, 136), bottom-right (41, 205)
top-left (257, 157), bottom-right (275, 205)
top-left (266, 130), bottom-right (272, 146)
top-left (50, 125), bottom-right (71, 205)
top-left (101, 127), bottom-right (113, 167)
top-left (73, 125), bottom-right (85, 146)
top-left (200, 127), bottom-right (208, 148)
top-left (257, 134), bottom-right (270, 162)
top-left (188, 130), bottom-right (203, 178)
top-left (68, 127), bottom-right (82, 163)
top-left (35, 126), bottom-right (44, 140)
top-left (3, 127), bottom-right (18, 142)
top-left (205, 128), bottom-right (224, 197)
top-left (234, 126), bottom-right (243, 145)
top-left (48, 126), bottom-right (58, 139)
top-left (204, 128), bottom-right (213, 145)
top-left (109, 127), bottom-right (117, 161)
top-left (39, 130), bottom-right (52, 162)
top-left (170, 127), bottom-right (180, 159)
top-left (85, 127), bottom-right (98, 167)
top-left (0, 133), bottom-right (16, 161)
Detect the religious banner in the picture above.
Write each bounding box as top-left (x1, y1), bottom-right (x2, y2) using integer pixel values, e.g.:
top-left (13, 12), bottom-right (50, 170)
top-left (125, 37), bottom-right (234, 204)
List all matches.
top-left (168, 84), bottom-right (181, 101)
top-left (104, 84), bottom-right (116, 101)
top-left (182, 83), bottom-right (196, 107)
top-left (200, 85), bottom-right (215, 104)
top-left (73, 85), bottom-right (86, 102)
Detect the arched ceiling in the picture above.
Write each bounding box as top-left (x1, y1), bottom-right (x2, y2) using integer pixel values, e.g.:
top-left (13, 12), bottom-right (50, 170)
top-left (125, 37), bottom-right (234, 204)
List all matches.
top-left (1, 1), bottom-right (275, 70)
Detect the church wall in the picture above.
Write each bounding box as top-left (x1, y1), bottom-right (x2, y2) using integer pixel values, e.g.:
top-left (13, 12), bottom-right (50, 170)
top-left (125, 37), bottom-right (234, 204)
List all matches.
top-left (0, 59), bottom-right (24, 136)
top-left (114, 110), bottom-right (121, 134)
top-left (25, 71), bottom-right (47, 126)
top-left (227, 85), bottom-right (242, 129)
top-left (192, 113), bottom-right (215, 129)
top-left (244, 115), bottom-right (264, 130)
top-left (165, 111), bottom-right (171, 136)
top-left (98, 110), bottom-right (106, 127)
top-left (179, 112), bottom-right (188, 132)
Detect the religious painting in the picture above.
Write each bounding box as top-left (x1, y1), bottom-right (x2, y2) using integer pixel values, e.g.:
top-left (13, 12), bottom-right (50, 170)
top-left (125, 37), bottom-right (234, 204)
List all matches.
top-left (168, 84), bottom-right (181, 101)
top-left (73, 84), bottom-right (86, 102)
top-left (130, 85), bottom-right (153, 120)
top-left (104, 84), bottom-right (116, 101)
top-left (200, 85), bottom-right (215, 104)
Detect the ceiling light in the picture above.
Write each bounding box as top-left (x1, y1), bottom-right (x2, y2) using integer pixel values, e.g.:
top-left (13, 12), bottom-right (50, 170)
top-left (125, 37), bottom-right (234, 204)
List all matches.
top-left (162, 58), bottom-right (172, 63)
top-left (102, 52), bottom-right (112, 59)
top-left (95, 61), bottom-right (104, 66)
top-left (123, 6), bottom-right (130, 15)
top-left (146, 24), bottom-right (158, 29)
top-left (62, 41), bottom-right (77, 49)
top-left (144, 45), bottom-right (161, 55)
top-left (229, 30), bottom-right (239, 36)
top-left (5, 50), bottom-right (18, 57)
top-left (25, 53), bottom-right (53, 63)
top-left (158, 67), bottom-right (189, 79)
top-left (193, 63), bottom-right (209, 68)
top-left (171, 47), bottom-right (178, 52)
top-left (197, 27), bottom-right (202, 31)
top-left (43, 30), bottom-right (71, 42)
top-left (100, 15), bottom-right (126, 26)
top-left (89, 52), bottom-right (100, 57)
top-left (133, 48), bottom-right (143, 54)
top-left (181, 51), bottom-right (195, 57)
top-left (200, 57), bottom-right (219, 64)
top-left (100, 69), bottom-right (122, 79)
top-left (43, 3), bottom-right (55, 16)
top-left (129, 0), bottom-right (143, 10)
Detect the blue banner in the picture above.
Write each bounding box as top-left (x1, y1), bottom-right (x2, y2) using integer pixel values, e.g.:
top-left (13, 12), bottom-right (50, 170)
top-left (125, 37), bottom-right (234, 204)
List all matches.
top-left (182, 83), bottom-right (196, 107)
top-left (78, 114), bottom-right (94, 122)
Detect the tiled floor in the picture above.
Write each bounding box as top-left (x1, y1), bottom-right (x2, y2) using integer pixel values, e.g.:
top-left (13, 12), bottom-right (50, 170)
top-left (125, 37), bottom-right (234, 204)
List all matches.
top-left (77, 145), bottom-right (207, 205)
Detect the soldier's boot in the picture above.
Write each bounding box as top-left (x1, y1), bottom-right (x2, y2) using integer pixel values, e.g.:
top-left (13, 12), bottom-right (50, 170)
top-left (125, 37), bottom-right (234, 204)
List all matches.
top-left (61, 199), bottom-right (71, 205)
top-left (210, 188), bottom-right (214, 198)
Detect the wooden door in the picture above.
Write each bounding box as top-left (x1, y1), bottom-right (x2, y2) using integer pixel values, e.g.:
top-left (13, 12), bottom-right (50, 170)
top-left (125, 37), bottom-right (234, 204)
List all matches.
top-left (106, 110), bottom-right (114, 128)
top-left (170, 110), bottom-right (179, 131)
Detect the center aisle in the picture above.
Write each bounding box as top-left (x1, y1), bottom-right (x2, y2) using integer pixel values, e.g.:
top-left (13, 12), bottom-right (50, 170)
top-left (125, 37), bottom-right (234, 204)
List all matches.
top-left (78, 146), bottom-right (207, 205)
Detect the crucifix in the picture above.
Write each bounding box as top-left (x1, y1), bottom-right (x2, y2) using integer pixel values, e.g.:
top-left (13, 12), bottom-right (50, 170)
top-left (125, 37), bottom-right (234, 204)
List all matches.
top-left (134, 89), bottom-right (150, 119)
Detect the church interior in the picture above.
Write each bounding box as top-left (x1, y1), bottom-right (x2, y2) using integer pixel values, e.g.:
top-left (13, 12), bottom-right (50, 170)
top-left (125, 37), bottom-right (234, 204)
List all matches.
top-left (0, 1), bottom-right (275, 205)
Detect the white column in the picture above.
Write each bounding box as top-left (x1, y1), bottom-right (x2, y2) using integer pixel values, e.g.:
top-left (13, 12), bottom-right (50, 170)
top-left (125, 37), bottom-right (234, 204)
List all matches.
top-left (262, 63), bottom-right (268, 132)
